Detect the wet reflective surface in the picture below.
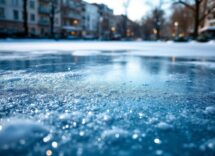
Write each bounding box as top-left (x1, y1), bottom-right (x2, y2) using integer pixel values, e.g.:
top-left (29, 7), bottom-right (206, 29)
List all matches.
top-left (0, 50), bottom-right (215, 156)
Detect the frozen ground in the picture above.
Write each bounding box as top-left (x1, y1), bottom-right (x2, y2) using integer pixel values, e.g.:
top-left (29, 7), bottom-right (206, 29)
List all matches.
top-left (0, 40), bottom-right (214, 56)
top-left (0, 41), bottom-right (215, 156)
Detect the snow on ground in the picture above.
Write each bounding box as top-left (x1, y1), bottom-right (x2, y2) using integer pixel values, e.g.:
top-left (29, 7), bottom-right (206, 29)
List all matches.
top-left (0, 40), bottom-right (215, 57)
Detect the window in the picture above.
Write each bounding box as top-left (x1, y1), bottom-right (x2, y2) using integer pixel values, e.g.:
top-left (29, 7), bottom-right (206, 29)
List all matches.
top-left (29, 1), bottom-right (35, 9)
top-left (11, 0), bottom-right (18, 6)
top-left (13, 10), bottom-right (19, 20)
top-left (0, 7), bottom-right (4, 18)
top-left (30, 13), bottom-right (35, 21)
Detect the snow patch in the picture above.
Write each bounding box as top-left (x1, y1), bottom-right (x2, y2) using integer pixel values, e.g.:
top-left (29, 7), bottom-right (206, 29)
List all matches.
top-left (72, 50), bottom-right (101, 56)
top-left (0, 119), bottom-right (47, 147)
top-left (204, 106), bottom-right (215, 115)
top-left (200, 138), bottom-right (215, 151)
top-left (101, 127), bottom-right (128, 139)
top-left (156, 122), bottom-right (173, 130)
top-left (0, 41), bottom-right (215, 57)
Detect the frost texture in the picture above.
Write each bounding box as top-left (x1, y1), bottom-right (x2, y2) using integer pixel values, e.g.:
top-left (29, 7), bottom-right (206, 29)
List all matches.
top-left (0, 42), bottom-right (215, 156)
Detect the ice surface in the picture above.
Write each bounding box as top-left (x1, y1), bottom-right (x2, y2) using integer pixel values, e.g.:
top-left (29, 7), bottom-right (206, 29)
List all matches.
top-left (0, 41), bottom-right (215, 156)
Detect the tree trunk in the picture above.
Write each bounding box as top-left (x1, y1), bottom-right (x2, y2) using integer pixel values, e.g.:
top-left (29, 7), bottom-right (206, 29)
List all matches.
top-left (156, 28), bottom-right (160, 40)
top-left (50, 4), bottom-right (55, 38)
top-left (193, 0), bottom-right (200, 39)
top-left (123, 16), bottom-right (127, 38)
top-left (23, 0), bottom-right (28, 37)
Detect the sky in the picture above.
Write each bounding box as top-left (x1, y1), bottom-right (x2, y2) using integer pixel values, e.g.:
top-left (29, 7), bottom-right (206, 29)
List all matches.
top-left (84, 0), bottom-right (166, 21)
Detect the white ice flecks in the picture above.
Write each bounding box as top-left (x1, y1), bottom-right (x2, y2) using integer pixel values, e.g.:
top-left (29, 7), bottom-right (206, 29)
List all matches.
top-left (138, 113), bottom-right (144, 119)
top-left (101, 127), bottom-right (128, 140)
top-left (204, 106), bottom-right (215, 115)
top-left (154, 138), bottom-right (161, 144)
top-left (156, 122), bottom-right (173, 131)
top-left (115, 133), bottom-right (120, 139)
top-left (43, 134), bottom-right (52, 143)
top-left (155, 150), bottom-right (163, 155)
top-left (59, 113), bottom-right (71, 120)
top-left (82, 118), bottom-right (86, 125)
top-left (79, 131), bottom-right (85, 137)
top-left (132, 133), bottom-right (139, 140)
top-left (87, 111), bottom-right (93, 116)
top-left (73, 122), bottom-right (77, 127)
top-left (0, 44), bottom-right (215, 155)
top-left (200, 138), bottom-right (215, 151)
top-left (51, 141), bottom-right (58, 148)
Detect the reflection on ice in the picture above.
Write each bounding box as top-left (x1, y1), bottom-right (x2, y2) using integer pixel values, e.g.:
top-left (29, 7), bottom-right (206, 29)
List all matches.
top-left (0, 50), bottom-right (215, 156)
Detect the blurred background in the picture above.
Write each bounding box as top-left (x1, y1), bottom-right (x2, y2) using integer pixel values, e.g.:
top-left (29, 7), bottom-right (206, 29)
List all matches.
top-left (0, 0), bottom-right (214, 41)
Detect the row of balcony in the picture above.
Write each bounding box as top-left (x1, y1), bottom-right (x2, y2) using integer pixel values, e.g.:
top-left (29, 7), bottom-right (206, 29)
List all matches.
top-left (38, 6), bottom-right (82, 20)
top-left (38, 0), bottom-right (50, 3)
top-left (38, 6), bottom-right (50, 15)
top-left (63, 12), bottom-right (82, 20)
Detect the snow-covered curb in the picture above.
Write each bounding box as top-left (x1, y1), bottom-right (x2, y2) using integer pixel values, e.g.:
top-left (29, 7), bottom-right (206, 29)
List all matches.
top-left (0, 40), bottom-right (214, 57)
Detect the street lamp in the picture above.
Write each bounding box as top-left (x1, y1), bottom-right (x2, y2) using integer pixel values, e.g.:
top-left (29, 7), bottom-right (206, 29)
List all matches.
top-left (123, 0), bottom-right (130, 39)
top-left (153, 28), bottom-right (158, 34)
top-left (73, 20), bottom-right (78, 25)
top-left (111, 27), bottom-right (116, 32)
top-left (99, 17), bottom-right (103, 40)
top-left (174, 21), bottom-right (179, 27)
top-left (174, 21), bottom-right (179, 39)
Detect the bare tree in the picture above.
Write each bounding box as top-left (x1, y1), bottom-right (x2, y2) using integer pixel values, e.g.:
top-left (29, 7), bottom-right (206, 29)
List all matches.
top-left (152, 8), bottom-right (165, 40)
top-left (140, 15), bottom-right (154, 40)
top-left (173, 0), bottom-right (215, 39)
top-left (23, 0), bottom-right (28, 37)
top-left (123, 0), bottom-right (131, 38)
top-left (140, 7), bottom-right (165, 40)
top-left (170, 5), bottom-right (194, 37)
top-left (143, 0), bottom-right (169, 40)
top-left (49, 0), bottom-right (60, 38)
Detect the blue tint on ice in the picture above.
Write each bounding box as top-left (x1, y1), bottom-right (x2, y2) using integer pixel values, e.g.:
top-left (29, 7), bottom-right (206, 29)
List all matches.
top-left (0, 42), bottom-right (215, 156)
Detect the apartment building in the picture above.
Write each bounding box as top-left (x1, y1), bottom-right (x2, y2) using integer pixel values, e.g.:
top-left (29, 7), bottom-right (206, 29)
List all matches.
top-left (200, 0), bottom-right (215, 38)
top-left (38, 0), bottom-right (61, 37)
top-left (61, 0), bottom-right (83, 38)
top-left (93, 3), bottom-right (113, 40)
top-left (0, 0), bottom-right (32, 36)
top-left (0, 0), bottom-right (61, 37)
top-left (0, 0), bottom-right (43, 37)
top-left (82, 2), bottom-right (99, 39)
top-left (204, 0), bottom-right (215, 27)
top-left (0, 0), bottom-right (121, 39)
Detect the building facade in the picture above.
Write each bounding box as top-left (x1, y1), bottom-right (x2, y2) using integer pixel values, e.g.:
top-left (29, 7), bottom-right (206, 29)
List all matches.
top-left (200, 0), bottom-right (215, 39)
top-left (61, 0), bottom-right (83, 38)
top-left (82, 2), bottom-right (99, 39)
top-left (38, 0), bottom-right (62, 37)
top-left (202, 0), bottom-right (215, 27)
top-left (0, 0), bottom-right (61, 37)
top-left (0, 0), bottom-right (28, 36)
top-left (0, 0), bottom-right (137, 39)
top-left (94, 3), bottom-right (113, 40)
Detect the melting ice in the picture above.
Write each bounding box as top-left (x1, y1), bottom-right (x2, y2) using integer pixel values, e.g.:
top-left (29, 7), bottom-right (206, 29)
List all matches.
top-left (0, 42), bottom-right (215, 156)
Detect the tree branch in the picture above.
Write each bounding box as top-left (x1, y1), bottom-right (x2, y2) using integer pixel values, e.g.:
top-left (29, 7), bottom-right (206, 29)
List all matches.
top-left (173, 0), bottom-right (195, 12)
top-left (199, 4), bottom-right (215, 23)
top-left (198, 0), bottom-right (205, 4)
